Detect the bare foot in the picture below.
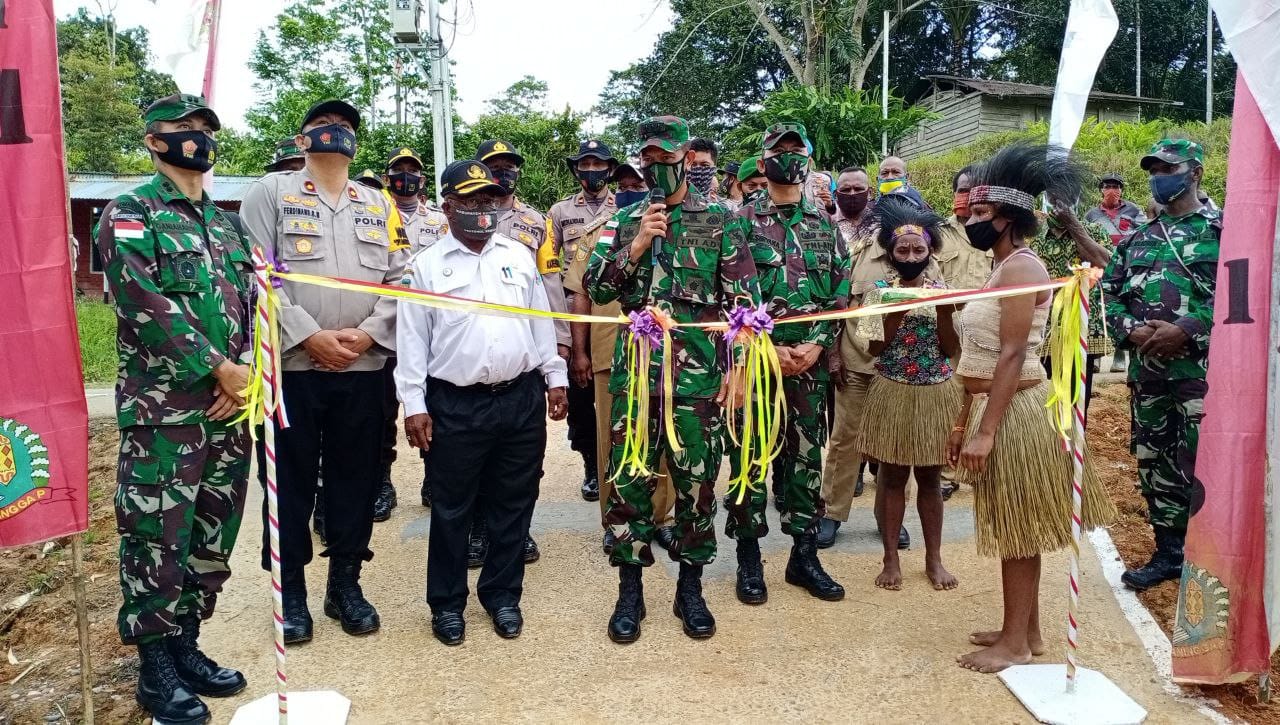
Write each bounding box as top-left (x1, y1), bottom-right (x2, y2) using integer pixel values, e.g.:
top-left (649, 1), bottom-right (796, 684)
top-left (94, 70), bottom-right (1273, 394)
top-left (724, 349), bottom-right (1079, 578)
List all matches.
top-left (926, 560), bottom-right (959, 590)
top-left (957, 644), bottom-right (1033, 673)
top-left (969, 630), bottom-right (1045, 656)
top-left (875, 562), bottom-right (902, 590)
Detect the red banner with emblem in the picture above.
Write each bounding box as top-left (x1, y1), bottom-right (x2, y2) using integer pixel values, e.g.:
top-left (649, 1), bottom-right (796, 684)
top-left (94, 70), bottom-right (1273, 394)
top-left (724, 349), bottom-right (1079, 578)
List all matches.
top-left (0, 0), bottom-right (91, 547)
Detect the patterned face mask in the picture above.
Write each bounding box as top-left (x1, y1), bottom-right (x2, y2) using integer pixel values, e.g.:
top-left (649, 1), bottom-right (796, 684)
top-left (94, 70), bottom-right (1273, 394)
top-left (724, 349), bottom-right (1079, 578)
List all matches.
top-left (643, 160), bottom-right (685, 197)
top-left (686, 165), bottom-right (717, 196)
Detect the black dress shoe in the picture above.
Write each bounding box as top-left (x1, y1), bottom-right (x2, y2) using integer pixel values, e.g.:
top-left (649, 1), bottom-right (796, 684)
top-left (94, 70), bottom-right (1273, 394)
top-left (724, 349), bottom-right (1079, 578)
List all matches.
top-left (467, 522), bottom-right (489, 569)
top-left (372, 478), bottom-right (397, 522)
top-left (654, 525), bottom-right (677, 551)
top-left (940, 480), bottom-right (960, 502)
top-left (168, 615), bottom-right (246, 697)
top-left (523, 535), bottom-right (540, 563)
top-left (602, 529), bottom-right (617, 556)
top-left (490, 606), bottom-right (523, 639)
top-left (609, 564), bottom-right (645, 643)
top-left (580, 453), bottom-right (600, 502)
top-left (816, 518), bottom-right (840, 549)
top-left (432, 611), bottom-right (465, 646)
top-left (897, 526), bottom-right (911, 550)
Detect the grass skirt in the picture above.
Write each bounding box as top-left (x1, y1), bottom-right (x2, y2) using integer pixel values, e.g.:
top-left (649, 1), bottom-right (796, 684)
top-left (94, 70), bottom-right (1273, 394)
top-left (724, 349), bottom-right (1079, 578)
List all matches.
top-left (855, 376), bottom-right (963, 467)
top-left (958, 382), bottom-right (1117, 559)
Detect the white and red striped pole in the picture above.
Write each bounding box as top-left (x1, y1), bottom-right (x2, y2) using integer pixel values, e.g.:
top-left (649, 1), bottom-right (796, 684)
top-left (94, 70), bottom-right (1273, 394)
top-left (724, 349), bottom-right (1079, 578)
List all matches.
top-left (1064, 267), bottom-right (1090, 693)
top-left (252, 247), bottom-right (289, 723)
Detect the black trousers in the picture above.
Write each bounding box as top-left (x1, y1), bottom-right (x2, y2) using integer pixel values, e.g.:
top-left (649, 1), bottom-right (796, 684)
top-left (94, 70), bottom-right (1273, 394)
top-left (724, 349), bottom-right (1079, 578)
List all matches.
top-left (381, 358), bottom-right (399, 472)
top-left (427, 371), bottom-right (545, 614)
top-left (259, 370), bottom-right (384, 572)
top-left (565, 379), bottom-right (596, 456)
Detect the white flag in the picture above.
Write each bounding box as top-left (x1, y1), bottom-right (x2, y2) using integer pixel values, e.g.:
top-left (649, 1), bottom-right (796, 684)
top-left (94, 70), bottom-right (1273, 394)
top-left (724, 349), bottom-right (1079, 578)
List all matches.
top-left (145, 0), bottom-right (216, 97)
top-left (1209, 0), bottom-right (1280, 144)
top-left (1047, 0), bottom-right (1120, 152)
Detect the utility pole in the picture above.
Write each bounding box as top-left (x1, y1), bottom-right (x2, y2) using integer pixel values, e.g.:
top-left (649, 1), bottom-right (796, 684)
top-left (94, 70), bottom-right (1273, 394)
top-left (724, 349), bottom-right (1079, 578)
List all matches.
top-left (881, 8), bottom-right (889, 156)
top-left (1205, 3), bottom-right (1214, 123)
top-left (427, 0), bottom-right (454, 201)
top-left (1135, 1), bottom-right (1141, 97)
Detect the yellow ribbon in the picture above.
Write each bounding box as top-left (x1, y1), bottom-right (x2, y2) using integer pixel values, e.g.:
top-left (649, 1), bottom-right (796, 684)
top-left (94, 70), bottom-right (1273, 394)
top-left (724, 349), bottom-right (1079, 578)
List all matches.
top-left (1044, 266), bottom-right (1098, 440)
top-left (610, 306), bottom-right (682, 483)
top-left (725, 330), bottom-right (786, 505)
top-left (238, 258), bottom-right (289, 436)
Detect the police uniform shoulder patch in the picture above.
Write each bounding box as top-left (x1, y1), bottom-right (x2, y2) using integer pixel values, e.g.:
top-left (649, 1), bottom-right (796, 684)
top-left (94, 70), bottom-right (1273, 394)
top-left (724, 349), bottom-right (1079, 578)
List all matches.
top-left (302, 180), bottom-right (318, 195)
top-left (521, 215), bottom-right (536, 225)
top-left (347, 186), bottom-right (359, 201)
top-left (366, 204), bottom-right (384, 215)
top-left (283, 194), bottom-right (303, 203)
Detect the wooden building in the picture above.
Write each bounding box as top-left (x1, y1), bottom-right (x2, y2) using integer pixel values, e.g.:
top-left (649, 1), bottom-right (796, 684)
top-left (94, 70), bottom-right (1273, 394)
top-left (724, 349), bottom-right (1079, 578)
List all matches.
top-left (896, 75), bottom-right (1181, 160)
top-left (69, 173), bottom-right (258, 296)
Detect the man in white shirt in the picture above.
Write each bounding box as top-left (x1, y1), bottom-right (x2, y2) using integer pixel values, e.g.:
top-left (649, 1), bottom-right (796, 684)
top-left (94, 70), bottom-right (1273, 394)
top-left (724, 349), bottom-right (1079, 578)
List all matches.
top-left (395, 160), bottom-right (569, 646)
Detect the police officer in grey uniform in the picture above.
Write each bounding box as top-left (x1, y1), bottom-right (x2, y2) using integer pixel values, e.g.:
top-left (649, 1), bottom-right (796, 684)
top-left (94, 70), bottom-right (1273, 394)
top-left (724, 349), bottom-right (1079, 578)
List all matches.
top-left (240, 99), bottom-right (408, 644)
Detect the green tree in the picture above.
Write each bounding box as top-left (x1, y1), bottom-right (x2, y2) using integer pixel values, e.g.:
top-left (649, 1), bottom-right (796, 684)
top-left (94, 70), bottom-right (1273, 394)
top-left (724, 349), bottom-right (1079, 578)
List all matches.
top-left (61, 47), bottom-right (151, 172)
top-left (454, 110), bottom-right (588, 212)
top-left (486, 75), bottom-right (550, 116)
top-left (723, 83), bottom-right (937, 170)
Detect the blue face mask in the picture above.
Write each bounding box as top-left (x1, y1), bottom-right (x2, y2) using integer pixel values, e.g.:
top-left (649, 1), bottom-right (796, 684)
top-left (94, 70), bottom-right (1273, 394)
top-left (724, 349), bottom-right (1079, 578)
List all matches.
top-left (615, 189), bottom-right (648, 209)
top-left (1149, 170), bottom-right (1192, 206)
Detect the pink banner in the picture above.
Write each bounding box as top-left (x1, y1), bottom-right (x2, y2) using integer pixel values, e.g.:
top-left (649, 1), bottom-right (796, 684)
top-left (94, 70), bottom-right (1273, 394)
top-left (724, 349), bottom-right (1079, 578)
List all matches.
top-left (0, 0), bottom-right (91, 547)
top-left (1173, 76), bottom-right (1278, 683)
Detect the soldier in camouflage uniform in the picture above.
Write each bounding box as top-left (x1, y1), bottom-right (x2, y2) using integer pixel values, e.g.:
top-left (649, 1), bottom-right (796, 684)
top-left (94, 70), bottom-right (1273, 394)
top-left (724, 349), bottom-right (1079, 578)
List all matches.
top-left (722, 123), bottom-right (849, 606)
top-left (586, 116), bottom-right (761, 642)
top-left (1101, 138), bottom-right (1220, 591)
top-left (94, 94), bottom-right (251, 724)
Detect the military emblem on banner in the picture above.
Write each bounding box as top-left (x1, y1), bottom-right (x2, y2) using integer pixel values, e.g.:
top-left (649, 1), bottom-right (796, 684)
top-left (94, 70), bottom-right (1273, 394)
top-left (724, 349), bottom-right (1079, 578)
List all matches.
top-left (0, 418), bottom-right (51, 523)
top-left (1172, 562), bottom-right (1230, 655)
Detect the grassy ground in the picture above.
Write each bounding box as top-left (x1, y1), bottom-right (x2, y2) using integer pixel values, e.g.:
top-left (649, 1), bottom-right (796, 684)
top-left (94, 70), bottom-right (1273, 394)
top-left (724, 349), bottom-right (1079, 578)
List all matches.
top-left (76, 298), bottom-right (115, 386)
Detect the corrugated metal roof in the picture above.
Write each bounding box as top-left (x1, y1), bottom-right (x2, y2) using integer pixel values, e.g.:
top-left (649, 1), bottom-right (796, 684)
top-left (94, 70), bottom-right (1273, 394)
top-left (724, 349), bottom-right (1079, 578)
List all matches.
top-left (68, 173), bottom-right (260, 202)
top-left (924, 75), bottom-right (1183, 107)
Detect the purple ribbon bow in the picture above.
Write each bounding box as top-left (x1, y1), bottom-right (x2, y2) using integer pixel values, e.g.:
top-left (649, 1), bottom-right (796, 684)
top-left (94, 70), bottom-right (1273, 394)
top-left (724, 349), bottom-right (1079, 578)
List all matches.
top-left (628, 309), bottom-right (665, 347)
top-left (726, 304), bottom-right (774, 343)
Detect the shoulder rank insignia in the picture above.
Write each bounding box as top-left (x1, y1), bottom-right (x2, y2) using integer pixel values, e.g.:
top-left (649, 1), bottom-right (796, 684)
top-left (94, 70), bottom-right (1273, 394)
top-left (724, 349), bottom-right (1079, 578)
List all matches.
top-left (366, 204), bottom-right (384, 215)
top-left (347, 186), bottom-right (359, 201)
top-left (302, 180), bottom-right (318, 195)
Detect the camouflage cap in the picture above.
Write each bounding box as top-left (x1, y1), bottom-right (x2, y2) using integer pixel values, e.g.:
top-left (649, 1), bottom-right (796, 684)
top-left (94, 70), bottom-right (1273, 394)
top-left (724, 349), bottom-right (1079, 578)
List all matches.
top-left (265, 138), bottom-right (304, 171)
top-left (762, 122), bottom-right (809, 151)
top-left (143, 93), bottom-right (221, 131)
top-left (1141, 138), bottom-right (1205, 170)
top-left (637, 116), bottom-right (690, 152)
top-left (738, 155), bottom-right (764, 181)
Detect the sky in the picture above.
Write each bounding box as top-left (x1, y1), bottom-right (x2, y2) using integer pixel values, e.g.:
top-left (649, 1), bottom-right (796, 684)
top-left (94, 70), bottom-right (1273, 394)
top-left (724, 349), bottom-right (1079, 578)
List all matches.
top-left (56, 0), bottom-right (675, 130)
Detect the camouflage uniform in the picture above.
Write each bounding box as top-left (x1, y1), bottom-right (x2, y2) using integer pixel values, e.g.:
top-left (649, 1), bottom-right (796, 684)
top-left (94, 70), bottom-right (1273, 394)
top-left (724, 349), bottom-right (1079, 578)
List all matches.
top-left (587, 172), bottom-right (760, 567)
top-left (723, 195), bottom-right (850, 539)
top-left (1101, 141), bottom-right (1220, 531)
top-left (95, 171), bottom-right (253, 645)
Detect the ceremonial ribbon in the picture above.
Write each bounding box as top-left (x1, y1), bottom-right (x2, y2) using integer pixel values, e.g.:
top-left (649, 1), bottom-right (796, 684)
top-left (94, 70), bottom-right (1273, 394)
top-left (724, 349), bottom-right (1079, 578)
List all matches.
top-left (1044, 266), bottom-right (1099, 441)
top-left (237, 252), bottom-right (290, 434)
top-left (611, 307), bottom-right (681, 483)
top-left (723, 304), bottom-right (786, 504)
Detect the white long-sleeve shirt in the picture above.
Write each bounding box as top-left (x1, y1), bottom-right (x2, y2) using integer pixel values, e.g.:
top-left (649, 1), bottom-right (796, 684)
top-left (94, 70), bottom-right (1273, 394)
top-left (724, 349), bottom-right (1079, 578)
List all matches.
top-left (395, 231), bottom-right (568, 416)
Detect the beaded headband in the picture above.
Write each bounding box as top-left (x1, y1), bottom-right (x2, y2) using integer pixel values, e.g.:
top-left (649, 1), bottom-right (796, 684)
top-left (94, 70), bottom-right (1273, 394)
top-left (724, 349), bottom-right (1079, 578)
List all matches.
top-left (968, 184), bottom-right (1035, 211)
top-left (892, 224), bottom-right (930, 244)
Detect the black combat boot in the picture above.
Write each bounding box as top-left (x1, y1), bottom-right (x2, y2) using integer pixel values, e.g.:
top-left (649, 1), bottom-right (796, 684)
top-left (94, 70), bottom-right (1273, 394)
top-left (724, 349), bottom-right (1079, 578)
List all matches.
top-left (372, 469), bottom-right (398, 522)
top-left (735, 538), bottom-right (767, 605)
top-left (785, 533), bottom-right (846, 601)
top-left (168, 614), bottom-right (247, 697)
top-left (135, 639), bottom-right (210, 725)
top-left (608, 564), bottom-right (646, 643)
top-left (673, 563), bottom-right (716, 639)
top-left (467, 519), bottom-right (489, 569)
top-left (323, 557), bottom-right (380, 636)
top-left (312, 494), bottom-right (327, 545)
top-left (281, 567), bottom-right (312, 644)
top-left (580, 449), bottom-right (600, 502)
top-left (1121, 526), bottom-right (1185, 591)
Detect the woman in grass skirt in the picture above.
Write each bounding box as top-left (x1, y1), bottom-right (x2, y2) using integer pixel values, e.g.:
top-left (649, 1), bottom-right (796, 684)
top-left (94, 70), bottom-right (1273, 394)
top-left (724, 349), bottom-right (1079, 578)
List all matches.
top-left (854, 197), bottom-right (961, 592)
top-left (946, 144), bottom-right (1116, 674)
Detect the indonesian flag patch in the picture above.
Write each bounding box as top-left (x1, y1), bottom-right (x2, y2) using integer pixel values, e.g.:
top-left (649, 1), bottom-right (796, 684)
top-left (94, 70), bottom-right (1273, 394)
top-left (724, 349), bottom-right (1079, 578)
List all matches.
top-left (113, 219), bottom-right (145, 239)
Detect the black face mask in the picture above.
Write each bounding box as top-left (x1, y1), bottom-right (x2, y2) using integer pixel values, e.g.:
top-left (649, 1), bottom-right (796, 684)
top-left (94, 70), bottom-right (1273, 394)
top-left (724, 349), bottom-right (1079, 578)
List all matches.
top-left (152, 131), bottom-right (217, 172)
top-left (762, 153), bottom-right (809, 185)
top-left (965, 219), bottom-right (1003, 251)
top-left (577, 169), bottom-right (610, 193)
top-left (304, 124), bottom-right (356, 159)
top-left (387, 171), bottom-right (423, 197)
top-left (450, 206), bottom-right (499, 240)
top-left (492, 168), bottom-right (520, 194)
top-left (614, 189), bottom-right (648, 209)
top-left (889, 257), bottom-right (930, 281)
top-left (835, 190), bottom-right (869, 219)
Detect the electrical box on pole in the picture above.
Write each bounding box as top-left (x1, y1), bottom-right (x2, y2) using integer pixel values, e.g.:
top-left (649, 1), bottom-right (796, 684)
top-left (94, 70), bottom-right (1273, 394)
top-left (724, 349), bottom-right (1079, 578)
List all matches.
top-left (391, 0), bottom-right (423, 45)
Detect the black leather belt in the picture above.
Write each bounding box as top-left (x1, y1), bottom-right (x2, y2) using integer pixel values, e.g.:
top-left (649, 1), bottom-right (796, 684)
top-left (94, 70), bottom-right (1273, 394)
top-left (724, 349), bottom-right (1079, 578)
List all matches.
top-left (432, 370), bottom-right (536, 395)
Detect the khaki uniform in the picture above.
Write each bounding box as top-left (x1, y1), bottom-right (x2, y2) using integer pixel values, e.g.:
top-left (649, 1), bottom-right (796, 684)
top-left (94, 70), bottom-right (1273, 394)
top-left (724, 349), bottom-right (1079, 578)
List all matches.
top-left (935, 216), bottom-right (993, 291)
top-left (563, 225), bottom-right (675, 527)
top-left (397, 196), bottom-right (450, 252)
top-left (497, 198), bottom-right (570, 347)
top-left (549, 190), bottom-right (617, 268)
top-left (240, 170), bottom-right (408, 370)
